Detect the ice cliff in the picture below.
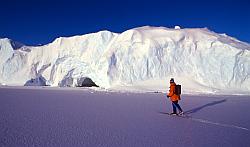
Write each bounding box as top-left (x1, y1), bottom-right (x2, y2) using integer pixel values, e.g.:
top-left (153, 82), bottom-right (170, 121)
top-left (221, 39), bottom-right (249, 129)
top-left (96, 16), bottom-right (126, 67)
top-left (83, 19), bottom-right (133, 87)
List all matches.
top-left (0, 26), bottom-right (249, 94)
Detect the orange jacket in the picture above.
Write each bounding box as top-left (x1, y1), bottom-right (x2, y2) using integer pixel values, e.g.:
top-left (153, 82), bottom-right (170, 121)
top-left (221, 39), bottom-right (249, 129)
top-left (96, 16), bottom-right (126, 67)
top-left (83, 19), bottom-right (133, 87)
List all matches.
top-left (167, 82), bottom-right (180, 101)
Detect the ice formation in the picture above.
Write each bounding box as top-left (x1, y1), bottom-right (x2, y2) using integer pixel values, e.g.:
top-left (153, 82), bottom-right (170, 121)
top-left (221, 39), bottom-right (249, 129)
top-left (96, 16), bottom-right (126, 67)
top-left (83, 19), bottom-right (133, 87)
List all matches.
top-left (0, 26), bottom-right (249, 94)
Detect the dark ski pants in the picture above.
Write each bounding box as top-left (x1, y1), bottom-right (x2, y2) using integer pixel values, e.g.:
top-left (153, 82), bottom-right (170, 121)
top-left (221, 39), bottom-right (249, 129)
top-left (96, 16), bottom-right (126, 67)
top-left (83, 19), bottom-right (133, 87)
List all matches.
top-left (172, 100), bottom-right (183, 113)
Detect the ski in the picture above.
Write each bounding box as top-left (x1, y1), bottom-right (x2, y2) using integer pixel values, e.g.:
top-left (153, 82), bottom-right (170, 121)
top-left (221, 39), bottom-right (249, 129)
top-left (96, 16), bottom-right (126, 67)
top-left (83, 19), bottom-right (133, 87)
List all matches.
top-left (163, 112), bottom-right (191, 119)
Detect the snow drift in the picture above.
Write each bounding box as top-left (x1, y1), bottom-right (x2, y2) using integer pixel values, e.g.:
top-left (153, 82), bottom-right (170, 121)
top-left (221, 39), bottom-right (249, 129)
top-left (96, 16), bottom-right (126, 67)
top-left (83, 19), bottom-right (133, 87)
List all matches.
top-left (0, 26), bottom-right (249, 94)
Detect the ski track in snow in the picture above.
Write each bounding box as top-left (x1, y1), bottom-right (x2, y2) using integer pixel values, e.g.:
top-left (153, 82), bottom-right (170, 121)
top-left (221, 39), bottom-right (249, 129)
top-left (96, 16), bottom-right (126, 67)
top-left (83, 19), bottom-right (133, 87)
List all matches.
top-left (176, 115), bottom-right (249, 131)
top-left (0, 86), bottom-right (250, 147)
top-left (191, 118), bottom-right (249, 131)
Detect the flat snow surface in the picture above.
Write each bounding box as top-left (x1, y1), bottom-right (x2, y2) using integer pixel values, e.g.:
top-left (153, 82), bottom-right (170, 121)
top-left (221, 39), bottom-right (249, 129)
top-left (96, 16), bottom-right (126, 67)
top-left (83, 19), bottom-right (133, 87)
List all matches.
top-left (0, 86), bottom-right (250, 147)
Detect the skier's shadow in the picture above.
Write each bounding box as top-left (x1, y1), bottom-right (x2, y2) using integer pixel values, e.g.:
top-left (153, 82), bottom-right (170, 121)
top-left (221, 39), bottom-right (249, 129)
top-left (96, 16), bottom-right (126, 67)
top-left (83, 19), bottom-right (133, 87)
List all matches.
top-left (184, 99), bottom-right (227, 114)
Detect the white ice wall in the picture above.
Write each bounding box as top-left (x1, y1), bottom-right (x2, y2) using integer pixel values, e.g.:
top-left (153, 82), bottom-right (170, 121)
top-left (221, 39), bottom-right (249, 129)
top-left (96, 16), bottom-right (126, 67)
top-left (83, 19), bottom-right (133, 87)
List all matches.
top-left (0, 26), bottom-right (249, 94)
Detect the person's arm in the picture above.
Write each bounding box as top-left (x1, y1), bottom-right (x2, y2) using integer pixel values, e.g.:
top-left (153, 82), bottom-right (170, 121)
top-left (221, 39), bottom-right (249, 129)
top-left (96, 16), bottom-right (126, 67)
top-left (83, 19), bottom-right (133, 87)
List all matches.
top-left (167, 85), bottom-right (174, 97)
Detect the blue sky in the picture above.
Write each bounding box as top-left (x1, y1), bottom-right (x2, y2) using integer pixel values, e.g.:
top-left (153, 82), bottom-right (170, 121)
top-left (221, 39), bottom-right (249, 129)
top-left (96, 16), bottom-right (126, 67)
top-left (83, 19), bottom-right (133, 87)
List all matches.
top-left (0, 0), bottom-right (249, 45)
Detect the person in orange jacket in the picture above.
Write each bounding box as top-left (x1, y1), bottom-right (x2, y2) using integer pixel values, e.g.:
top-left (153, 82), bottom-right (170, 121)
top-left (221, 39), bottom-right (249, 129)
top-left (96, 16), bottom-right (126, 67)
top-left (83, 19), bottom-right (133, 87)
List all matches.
top-left (167, 78), bottom-right (183, 115)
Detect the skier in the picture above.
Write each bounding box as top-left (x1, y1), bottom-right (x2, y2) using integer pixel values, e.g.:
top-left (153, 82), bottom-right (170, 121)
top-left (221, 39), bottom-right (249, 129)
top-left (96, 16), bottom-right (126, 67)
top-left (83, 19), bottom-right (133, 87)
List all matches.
top-left (167, 78), bottom-right (183, 115)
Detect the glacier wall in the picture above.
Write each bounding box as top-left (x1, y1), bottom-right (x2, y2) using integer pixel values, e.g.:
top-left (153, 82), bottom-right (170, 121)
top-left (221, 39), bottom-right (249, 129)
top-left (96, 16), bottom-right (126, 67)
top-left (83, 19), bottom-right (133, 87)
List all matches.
top-left (0, 26), bottom-right (249, 94)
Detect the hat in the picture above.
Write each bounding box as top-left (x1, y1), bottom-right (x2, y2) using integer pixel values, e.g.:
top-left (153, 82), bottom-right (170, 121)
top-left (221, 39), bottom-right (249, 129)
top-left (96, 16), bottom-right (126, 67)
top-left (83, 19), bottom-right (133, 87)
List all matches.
top-left (170, 78), bottom-right (174, 83)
